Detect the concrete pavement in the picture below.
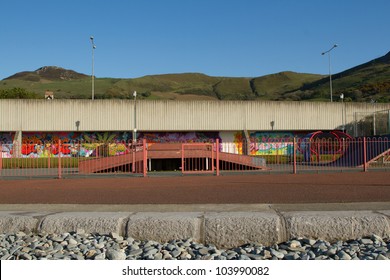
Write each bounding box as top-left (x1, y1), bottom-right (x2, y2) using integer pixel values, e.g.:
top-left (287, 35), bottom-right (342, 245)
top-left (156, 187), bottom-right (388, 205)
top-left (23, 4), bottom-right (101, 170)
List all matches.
top-left (1, 172), bottom-right (390, 248)
top-left (1, 203), bottom-right (390, 248)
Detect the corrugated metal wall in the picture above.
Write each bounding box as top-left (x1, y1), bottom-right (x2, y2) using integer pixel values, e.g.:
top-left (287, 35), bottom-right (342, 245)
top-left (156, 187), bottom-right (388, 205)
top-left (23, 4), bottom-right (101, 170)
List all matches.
top-left (0, 99), bottom-right (389, 132)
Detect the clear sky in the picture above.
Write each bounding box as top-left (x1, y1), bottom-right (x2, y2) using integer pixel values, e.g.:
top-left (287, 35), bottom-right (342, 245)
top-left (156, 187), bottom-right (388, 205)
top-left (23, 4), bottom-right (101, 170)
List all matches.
top-left (1, 0), bottom-right (389, 80)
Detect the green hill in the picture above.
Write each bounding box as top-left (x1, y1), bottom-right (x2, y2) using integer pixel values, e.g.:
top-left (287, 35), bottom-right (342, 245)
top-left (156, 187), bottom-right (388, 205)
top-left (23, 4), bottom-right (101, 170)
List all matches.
top-left (1, 51), bottom-right (389, 102)
top-left (288, 51), bottom-right (390, 102)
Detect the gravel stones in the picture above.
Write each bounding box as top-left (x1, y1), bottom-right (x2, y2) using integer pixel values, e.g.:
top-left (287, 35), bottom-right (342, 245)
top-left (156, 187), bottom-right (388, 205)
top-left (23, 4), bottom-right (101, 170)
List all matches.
top-left (0, 232), bottom-right (389, 260)
top-left (106, 249), bottom-right (126, 260)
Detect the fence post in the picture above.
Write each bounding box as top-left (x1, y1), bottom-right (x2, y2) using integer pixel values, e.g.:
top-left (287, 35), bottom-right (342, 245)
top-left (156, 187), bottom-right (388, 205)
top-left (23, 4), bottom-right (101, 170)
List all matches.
top-left (0, 145), bottom-right (2, 172)
top-left (58, 140), bottom-right (62, 179)
top-left (293, 137), bottom-right (297, 174)
top-left (131, 142), bottom-right (135, 173)
top-left (216, 139), bottom-right (220, 176)
top-left (363, 137), bottom-right (367, 172)
top-left (181, 143), bottom-right (185, 175)
top-left (143, 138), bottom-right (147, 177)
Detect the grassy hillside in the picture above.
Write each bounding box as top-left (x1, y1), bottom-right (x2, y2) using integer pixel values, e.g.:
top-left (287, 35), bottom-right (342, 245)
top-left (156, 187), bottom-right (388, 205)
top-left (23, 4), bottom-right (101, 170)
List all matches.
top-left (289, 51), bottom-right (390, 102)
top-left (1, 51), bottom-right (389, 102)
top-left (250, 71), bottom-right (323, 100)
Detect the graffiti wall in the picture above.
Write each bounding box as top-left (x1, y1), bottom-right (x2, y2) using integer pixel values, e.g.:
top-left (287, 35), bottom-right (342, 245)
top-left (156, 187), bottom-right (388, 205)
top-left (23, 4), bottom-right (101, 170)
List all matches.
top-left (0, 130), bottom-right (312, 158)
top-left (0, 132), bottom-right (14, 143)
top-left (249, 132), bottom-right (294, 156)
top-left (1, 131), bottom-right (222, 158)
top-left (0, 132), bottom-right (134, 159)
top-left (140, 132), bottom-right (220, 143)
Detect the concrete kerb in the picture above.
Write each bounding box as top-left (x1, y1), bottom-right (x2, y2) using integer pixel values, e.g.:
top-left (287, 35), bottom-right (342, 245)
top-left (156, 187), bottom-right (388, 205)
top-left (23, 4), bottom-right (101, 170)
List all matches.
top-left (1, 210), bottom-right (390, 248)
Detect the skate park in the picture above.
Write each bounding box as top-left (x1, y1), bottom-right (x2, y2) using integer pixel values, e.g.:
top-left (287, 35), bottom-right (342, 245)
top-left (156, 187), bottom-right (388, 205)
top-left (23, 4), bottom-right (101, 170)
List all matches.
top-left (1, 100), bottom-right (390, 246)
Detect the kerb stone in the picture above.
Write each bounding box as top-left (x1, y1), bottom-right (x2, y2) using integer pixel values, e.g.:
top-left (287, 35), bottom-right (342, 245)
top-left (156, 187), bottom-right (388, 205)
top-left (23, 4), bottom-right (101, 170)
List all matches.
top-left (126, 212), bottom-right (202, 243)
top-left (204, 212), bottom-right (282, 248)
top-left (284, 211), bottom-right (390, 241)
top-left (0, 212), bottom-right (40, 233)
top-left (40, 212), bottom-right (130, 235)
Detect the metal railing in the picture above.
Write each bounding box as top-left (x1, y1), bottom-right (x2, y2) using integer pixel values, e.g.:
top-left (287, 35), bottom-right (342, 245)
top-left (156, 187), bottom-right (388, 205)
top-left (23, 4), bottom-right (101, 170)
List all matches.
top-left (1, 137), bottom-right (389, 178)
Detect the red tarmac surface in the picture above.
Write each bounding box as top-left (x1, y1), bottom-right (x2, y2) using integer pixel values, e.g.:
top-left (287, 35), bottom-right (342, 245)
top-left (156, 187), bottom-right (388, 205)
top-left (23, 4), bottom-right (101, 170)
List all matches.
top-left (0, 172), bottom-right (390, 205)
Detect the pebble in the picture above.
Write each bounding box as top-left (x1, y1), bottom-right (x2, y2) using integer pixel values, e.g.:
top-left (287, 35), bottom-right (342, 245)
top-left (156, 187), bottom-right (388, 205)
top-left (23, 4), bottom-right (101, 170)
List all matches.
top-left (106, 249), bottom-right (126, 260)
top-left (338, 250), bottom-right (352, 260)
top-left (0, 232), bottom-right (389, 260)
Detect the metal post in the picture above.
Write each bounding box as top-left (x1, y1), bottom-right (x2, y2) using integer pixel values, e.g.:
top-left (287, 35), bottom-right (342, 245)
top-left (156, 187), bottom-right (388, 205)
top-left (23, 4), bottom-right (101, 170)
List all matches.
top-left (293, 137), bottom-right (297, 174)
top-left (132, 91), bottom-right (137, 173)
top-left (143, 138), bottom-right (147, 177)
top-left (328, 53), bottom-right (333, 102)
top-left (322, 44), bottom-right (338, 102)
top-left (58, 140), bottom-right (62, 179)
top-left (363, 137), bottom-right (367, 172)
top-left (133, 91), bottom-right (137, 144)
top-left (388, 110), bottom-right (390, 135)
top-left (132, 144), bottom-right (135, 173)
top-left (216, 138), bottom-right (220, 176)
top-left (181, 143), bottom-right (185, 175)
top-left (340, 93), bottom-right (345, 132)
top-left (0, 145), bottom-right (2, 172)
top-left (90, 36), bottom-right (96, 100)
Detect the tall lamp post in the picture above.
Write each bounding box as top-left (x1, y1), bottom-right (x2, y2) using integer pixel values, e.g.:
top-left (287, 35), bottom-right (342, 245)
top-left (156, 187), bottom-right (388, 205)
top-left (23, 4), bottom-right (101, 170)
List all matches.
top-left (132, 91), bottom-right (137, 173)
top-left (340, 93), bottom-right (345, 132)
top-left (133, 91), bottom-right (137, 144)
top-left (90, 36), bottom-right (96, 100)
top-left (321, 44), bottom-right (338, 102)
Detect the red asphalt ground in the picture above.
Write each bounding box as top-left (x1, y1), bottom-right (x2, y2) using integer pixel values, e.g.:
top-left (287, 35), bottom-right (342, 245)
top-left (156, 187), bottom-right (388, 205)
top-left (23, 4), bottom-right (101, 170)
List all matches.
top-left (0, 172), bottom-right (390, 204)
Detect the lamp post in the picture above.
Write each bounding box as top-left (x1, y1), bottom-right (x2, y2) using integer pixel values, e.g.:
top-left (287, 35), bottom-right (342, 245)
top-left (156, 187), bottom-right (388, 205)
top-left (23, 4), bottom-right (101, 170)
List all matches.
top-left (340, 93), bottom-right (345, 132)
top-left (132, 91), bottom-right (137, 173)
top-left (133, 91), bottom-right (137, 144)
top-left (322, 44), bottom-right (338, 102)
top-left (90, 36), bottom-right (96, 100)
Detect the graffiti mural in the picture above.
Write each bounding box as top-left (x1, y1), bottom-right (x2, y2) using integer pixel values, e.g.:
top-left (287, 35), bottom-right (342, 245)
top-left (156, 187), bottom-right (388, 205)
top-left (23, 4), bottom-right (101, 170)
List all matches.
top-left (228, 132), bottom-right (297, 155)
top-left (249, 132), bottom-right (294, 156)
top-left (1, 131), bottom-right (222, 158)
top-left (0, 132), bottom-right (14, 143)
top-left (0, 130), bottom-right (314, 158)
top-left (139, 132), bottom-right (220, 143)
top-left (0, 132), bottom-right (134, 158)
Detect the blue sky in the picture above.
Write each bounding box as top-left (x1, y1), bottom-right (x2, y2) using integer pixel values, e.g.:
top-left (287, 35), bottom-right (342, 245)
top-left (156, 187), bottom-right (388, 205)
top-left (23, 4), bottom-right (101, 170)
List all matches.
top-left (1, 0), bottom-right (389, 79)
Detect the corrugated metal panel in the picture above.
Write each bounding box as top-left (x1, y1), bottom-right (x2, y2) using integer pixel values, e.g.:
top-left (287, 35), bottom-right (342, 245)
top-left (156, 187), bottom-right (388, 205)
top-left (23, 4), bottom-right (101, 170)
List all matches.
top-left (1, 100), bottom-right (390, 132)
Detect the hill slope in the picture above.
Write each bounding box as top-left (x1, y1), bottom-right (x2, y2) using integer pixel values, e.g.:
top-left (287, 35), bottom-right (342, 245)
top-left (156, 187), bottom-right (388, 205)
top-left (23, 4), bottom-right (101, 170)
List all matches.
top-left (1, 51), bottom-right (389, 102)
top-left (4, 66), bottom-right (88, 82)
top-left (288, 51), bottom-right (390, 102)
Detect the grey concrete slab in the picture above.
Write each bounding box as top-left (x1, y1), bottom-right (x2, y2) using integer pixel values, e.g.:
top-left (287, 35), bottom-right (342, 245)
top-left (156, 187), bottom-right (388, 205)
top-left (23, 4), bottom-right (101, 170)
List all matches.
top-left (39, 212), bottom-right (131, 235)
top-left (126, 212), bottom-right (203, 243)
top-left (1, 209), bottom-right (390, 248)
top-left (204, 212), bottom-right (283, 248)
top-left (284, 211), bottom-right (390, 241)
top-left (0, 212), bottom-right (41, 233)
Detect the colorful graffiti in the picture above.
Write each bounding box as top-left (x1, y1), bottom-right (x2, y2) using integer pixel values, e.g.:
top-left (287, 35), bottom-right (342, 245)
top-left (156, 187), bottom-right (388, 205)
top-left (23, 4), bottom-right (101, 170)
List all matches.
top-left (1, 131), bottom-right (222, 158)
top-left (140, 132), bottom-right (220, 143)
top-left (230, 132), bottom-right (308, 156)
top-left (1, 130), bottom-right (314, 158)
top-left (0, 132), bottom-right (14, 143)
top-left (0, 132), bottom-right (132, 158)
top-left (248, 132), bottom-right (294, 156)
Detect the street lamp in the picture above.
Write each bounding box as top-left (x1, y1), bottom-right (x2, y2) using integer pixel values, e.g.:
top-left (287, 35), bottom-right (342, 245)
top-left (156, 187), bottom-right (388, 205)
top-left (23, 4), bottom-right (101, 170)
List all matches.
top-left (90, 36), bottom-right (96, 100)
top-left (133, 91), bottom-right (137, 144)
top-left (340, 93), bottom-right (345, 132)
top-left (132, 91), bottom-right (137, 173)
top-left (321, 44), bottom-right (338, 102)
